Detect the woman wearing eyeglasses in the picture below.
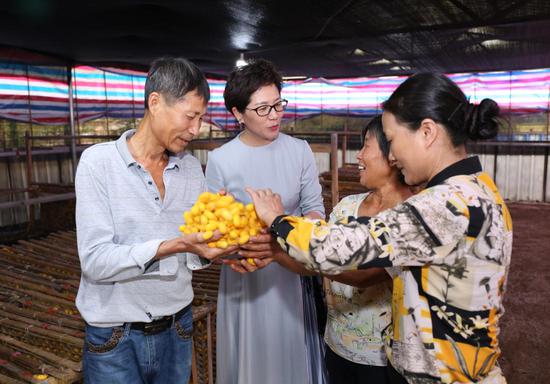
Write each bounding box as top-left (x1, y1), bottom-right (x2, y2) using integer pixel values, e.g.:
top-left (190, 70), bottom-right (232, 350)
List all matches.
top-left (206, 59), bottom-right (327, 384)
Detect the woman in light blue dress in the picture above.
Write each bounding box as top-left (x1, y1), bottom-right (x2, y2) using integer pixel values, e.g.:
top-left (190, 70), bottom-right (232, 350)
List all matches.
top-left (206, 59), bottom-right (327, 384)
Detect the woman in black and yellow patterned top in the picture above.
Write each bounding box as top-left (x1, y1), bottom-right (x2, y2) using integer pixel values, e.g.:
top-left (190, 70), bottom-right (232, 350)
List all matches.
top-left (247, 73), bottom-right (511, 384)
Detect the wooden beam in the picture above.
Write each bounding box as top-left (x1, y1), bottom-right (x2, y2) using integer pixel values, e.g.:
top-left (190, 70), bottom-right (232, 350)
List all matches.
top-left (0, 334), bottom-right (81, 372)
top-left (0, 193), bottom-right (75, 211)
top-left (447, 0), bottom-right (481, 21)
top-left (330, 133), bottom-right (339, 208)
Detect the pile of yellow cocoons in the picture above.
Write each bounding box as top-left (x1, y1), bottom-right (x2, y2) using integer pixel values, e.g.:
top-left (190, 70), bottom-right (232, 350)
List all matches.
top-left (179, 192), bottom-right (265, 249)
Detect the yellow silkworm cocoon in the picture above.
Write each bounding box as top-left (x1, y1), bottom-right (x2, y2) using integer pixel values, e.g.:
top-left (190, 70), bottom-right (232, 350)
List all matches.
top-left (183, 211), bottom-right (192, 224)
top-left (216, 240), bottom-right (228, 249)
top-left (238, 232), bottom-right (250, 245)
top-left (232, 215), bottom-right (241, 227)
top-left (218, 222), bottom-right (228, 234)
top-left (190, 205), bottom-right (200, 216)
top-left (181, 193), bottom-right (266, 249)
top-left (221, 195), bottom-right (234, 204)
top-left (198, 192), bottom-right (212, 203)
top-left (207, 202), bottom-right (216, 211)
top-left (205, 222), bottom-right (218, 231)
top-left (180, 226), bottom-right (192, 234)
top-left (220, 209), bottom-right (232, 221)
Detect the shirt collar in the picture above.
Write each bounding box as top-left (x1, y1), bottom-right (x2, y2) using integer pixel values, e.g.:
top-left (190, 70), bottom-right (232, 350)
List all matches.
top-left (116, 129), bottom-right (137, 167)
top-left (426, 156), bottom-right (482, 188)
top-left (116, 129), bottom-right (183, 170)
top-left (166, 152), bottom-right (181, 170)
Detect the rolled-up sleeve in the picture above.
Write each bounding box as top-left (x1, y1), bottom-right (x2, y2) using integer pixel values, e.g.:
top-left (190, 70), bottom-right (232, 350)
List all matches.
top-left (76, 159), bottom-right (163, 282)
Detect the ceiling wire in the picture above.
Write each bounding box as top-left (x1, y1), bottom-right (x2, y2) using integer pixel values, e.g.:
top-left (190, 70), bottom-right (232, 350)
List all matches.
top-left (313, 0), bottom-right (357, 40)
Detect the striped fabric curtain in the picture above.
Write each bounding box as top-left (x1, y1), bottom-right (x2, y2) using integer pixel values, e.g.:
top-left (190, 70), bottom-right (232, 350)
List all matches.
top-left (71, 66), bottom-right (145, 124)
top-left (1, 63), bottom-right (550, 137)
top-left (0, 62), bottom-right (69, 124)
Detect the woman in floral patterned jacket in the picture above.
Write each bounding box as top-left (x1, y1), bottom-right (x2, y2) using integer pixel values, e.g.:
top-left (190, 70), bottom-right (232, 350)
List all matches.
top-left (247, 73), bottom-right (512, 384)
top-left (323, 115), bottom-right (412, 384)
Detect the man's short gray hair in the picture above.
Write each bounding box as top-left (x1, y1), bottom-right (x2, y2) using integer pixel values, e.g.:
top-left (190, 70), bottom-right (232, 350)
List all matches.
top-left (144, 57), bottom-right (210, 109)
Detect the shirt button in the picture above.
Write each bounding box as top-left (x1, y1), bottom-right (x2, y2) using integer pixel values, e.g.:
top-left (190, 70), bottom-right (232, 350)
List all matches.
top-left (155, 197), bottom-right (159, 201)
top-left (148, 181), bottom-right (153, 185)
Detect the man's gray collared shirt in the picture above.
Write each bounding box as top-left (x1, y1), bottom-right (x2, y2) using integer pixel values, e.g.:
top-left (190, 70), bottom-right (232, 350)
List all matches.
top-left (75, 130), bottom-right (206, 326)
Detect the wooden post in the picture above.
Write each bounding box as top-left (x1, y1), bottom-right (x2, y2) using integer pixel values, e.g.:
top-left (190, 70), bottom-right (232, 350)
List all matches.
top-left (24, 131), bottom-right (35, 227)
top-left (330, 133), bottom-right (339, 208)
top-left (543, 146), bottom-right (548, 202)
top-left (342, 124), bottom-right (348, 166)
top-left (25, 131), bottom-right (33, 189)
top-left (207, 311), bottom-right (213, 384)
top-left (493, 145), bottom-right (498, 182)
top-left (67, 66), bottom-right (78, 175)
top-left (191, 342), bottom-right (199, 384)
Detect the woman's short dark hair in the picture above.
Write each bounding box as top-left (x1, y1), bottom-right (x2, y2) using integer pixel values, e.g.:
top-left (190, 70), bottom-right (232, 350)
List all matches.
top-left (224, 59), bottom-right (282, 114)
top-left (362, 115), bottom-right (390, 158)
top-left (362, 115), bottom-right (406, 185)
top-left (144, 57), bottom-right (210, 110)
top-left (382, 73), bottom-right (500, 146)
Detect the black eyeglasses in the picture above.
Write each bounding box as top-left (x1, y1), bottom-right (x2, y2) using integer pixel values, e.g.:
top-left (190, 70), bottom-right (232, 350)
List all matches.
top-left (246, 99), bottom-right (288, 117)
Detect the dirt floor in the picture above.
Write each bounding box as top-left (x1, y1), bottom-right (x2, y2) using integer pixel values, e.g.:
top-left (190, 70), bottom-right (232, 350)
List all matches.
top-left (499, 202), bottom-right (550, 384)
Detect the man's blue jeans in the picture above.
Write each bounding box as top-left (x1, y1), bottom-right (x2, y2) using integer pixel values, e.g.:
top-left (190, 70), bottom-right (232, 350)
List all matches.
top-left (83, 306), bottom-right (193, 383)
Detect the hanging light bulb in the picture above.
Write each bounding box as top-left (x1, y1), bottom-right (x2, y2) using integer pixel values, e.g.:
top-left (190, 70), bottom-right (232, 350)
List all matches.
top-left (236, 52), bottom-right (247, 68)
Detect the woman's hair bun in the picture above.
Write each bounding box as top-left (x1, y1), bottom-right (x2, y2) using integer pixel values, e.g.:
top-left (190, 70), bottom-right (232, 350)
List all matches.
top-left (465, 98), bottom-right (500, 140)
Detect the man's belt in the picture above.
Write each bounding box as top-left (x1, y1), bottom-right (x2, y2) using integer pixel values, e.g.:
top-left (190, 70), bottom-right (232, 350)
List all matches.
top-left (129, 305), bottom-right (189, 336)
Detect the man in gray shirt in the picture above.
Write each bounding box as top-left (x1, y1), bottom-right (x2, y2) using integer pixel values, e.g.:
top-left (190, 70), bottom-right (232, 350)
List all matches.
top-left (75, 57), bottom-right (236, 383)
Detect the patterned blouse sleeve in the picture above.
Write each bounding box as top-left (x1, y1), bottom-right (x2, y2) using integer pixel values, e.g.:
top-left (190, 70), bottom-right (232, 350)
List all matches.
top-left (271, 186), bottom-right (471, 274)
